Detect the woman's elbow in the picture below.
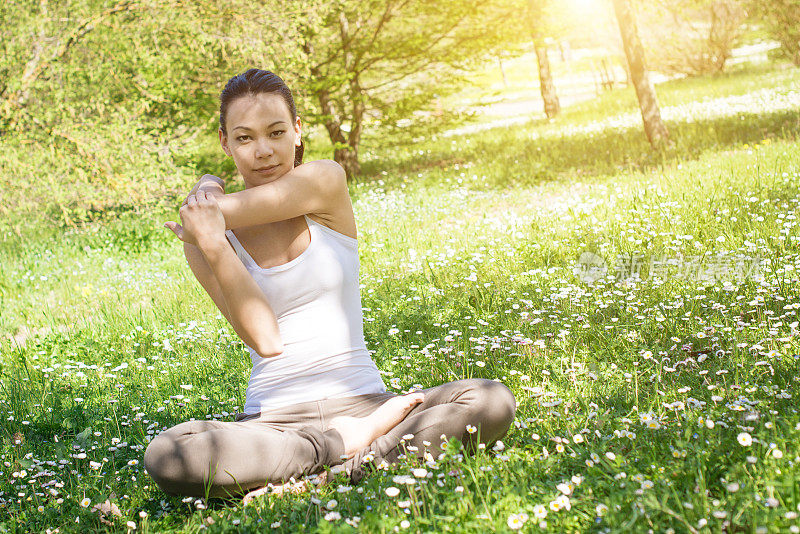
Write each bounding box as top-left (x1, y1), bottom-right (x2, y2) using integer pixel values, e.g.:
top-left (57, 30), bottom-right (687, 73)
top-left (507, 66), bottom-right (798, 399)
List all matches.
top-left (254, 341), bottom-right (284, 359)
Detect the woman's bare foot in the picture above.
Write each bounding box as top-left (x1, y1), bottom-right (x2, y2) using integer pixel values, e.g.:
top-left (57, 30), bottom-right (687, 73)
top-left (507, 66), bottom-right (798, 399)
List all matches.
top-left (327, 392), bottom-right (425, 459)
top-left (242, 471), bottom-right (331, 505)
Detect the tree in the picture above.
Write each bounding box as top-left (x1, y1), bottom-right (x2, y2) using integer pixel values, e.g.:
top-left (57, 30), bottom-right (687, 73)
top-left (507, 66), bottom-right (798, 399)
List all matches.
top-left (612, 0), bottom-right (670, 149)
top-left (534, 43), bottom-right (560, 119)
top-left (0, 0), bottom-right (303, 135)
top-left (291, 0), bottom-right (520, 178)
top-left (748, 0), bottom-right (800, 66)
top-left (0, 0), bottom-right (304, 221)
top-left (639, 0), bottom-right (747, 76)
top-left (0, 0), bottom-right (144, 130)
top-left (528, 1), bottom-right (561, 119)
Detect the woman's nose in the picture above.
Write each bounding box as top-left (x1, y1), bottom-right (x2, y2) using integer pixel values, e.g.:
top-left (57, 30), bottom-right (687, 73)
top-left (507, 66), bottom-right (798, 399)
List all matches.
top-left (254, 139), bottom-right (273, 158)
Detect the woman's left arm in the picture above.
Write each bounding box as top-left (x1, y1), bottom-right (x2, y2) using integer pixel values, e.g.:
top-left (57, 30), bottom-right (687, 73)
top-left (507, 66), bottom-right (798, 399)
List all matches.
top-left (214, 160), bottom-right (348, 230)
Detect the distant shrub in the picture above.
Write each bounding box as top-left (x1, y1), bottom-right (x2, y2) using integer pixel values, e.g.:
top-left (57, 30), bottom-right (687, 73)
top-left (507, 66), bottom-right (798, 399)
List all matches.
top-left (0, 117), bottom-right (200, 228)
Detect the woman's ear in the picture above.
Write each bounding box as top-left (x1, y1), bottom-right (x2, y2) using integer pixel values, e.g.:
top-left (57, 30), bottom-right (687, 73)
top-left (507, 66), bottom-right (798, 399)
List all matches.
top-left (294, 117), bottom-right (302, 147)
top-left (219, 128), bottom-right (232, 156)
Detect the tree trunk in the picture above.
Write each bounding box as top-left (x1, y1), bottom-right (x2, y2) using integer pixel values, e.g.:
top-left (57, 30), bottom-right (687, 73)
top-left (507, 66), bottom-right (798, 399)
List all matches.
top-left (534, 43), bottom-right (560, 119)
top-left (612, 0), bottom-right (669, 149)
top-left (312, 83), bottom-right (362, 179)
top-left (344, 75), bottom-right (365, 179)
top-left (310, 10), bottom-right (363, 181)
top-left (334, 146), bottom-right (360, 178)
top-left (498, 56), bottom-right (508, 87)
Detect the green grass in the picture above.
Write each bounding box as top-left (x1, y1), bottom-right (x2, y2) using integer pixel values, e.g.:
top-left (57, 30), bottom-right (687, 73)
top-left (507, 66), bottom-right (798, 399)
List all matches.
top-left (2, 63), bottom-right (800, 532)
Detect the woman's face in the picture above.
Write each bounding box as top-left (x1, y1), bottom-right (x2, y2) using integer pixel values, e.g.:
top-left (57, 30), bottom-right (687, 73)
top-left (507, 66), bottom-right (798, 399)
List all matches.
top-left (219, 92), bottom-right (302, 188)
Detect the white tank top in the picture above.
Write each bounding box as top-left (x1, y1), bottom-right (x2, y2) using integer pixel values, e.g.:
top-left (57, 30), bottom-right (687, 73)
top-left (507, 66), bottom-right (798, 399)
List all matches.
top-left (224, 214), bottom-right (387, 414)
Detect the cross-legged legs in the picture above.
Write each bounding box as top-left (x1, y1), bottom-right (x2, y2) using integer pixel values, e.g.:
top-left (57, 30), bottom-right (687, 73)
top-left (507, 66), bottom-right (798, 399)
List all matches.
top-left (143, 378), bottom-right (517, 497)
top-left (143, 393), bottom-right (428, 498)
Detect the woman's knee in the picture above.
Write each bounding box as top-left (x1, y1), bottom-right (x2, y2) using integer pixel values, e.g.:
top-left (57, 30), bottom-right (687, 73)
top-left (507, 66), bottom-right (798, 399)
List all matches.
top-left (143, 433), bottom-right (177, 489)
top-left (464, 378), bottom-right (517, 434)
top-left (143, 426), bottom-right (201, 494)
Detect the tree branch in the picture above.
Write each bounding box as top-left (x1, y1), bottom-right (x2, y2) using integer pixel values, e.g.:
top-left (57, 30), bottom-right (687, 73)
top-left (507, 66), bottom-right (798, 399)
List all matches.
top-left (0, 0), bottom-right (145, 124)
top-left (356, 12), bottom-right (469, 74)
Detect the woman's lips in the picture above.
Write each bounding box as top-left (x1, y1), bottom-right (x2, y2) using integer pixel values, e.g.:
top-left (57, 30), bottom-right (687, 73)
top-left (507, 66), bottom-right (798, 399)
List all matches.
top-left (254, 165), bottom-right (279, 175)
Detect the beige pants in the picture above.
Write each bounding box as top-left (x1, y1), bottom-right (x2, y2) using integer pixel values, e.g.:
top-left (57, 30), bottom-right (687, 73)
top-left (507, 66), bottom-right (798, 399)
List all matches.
top-left (143, 378), bottom-right (516, 498)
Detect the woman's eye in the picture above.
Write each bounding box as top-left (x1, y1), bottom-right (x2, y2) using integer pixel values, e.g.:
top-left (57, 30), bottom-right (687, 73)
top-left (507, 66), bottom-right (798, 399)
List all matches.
top-left (237, 136), bottom-right (250, 142)
top-left (270, 130), bottom-right (286, 137)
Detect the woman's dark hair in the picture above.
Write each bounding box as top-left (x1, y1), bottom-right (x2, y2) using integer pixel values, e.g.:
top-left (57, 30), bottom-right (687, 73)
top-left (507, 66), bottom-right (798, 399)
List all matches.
top-left (219, 68), bottom-right (304, 167)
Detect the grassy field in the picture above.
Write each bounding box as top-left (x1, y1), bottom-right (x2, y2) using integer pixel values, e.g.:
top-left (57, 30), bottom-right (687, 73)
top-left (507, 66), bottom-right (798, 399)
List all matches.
top-left (1, 62), bottom-right (800, 532)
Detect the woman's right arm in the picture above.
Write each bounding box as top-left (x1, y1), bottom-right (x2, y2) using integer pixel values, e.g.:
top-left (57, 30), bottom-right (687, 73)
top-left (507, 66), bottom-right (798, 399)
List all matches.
top-left (171, 192), bottom-right (283, 358)
top-left (184, 241), bottom-right (283, 358)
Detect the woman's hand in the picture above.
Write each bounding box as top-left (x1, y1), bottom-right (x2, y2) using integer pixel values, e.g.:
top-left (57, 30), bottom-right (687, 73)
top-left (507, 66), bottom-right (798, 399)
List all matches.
top-left (165, 190), bottom-right (227, 250)
top-left (184, 174), bottom-right (225, 205)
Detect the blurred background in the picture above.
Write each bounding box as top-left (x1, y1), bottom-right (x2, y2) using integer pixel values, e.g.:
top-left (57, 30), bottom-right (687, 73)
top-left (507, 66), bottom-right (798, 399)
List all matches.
top-left (0, 0), bottom-right (797, 229)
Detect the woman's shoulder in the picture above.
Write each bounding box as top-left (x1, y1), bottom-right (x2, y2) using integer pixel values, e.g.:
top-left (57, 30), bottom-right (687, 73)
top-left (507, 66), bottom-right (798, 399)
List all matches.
top-left (299, 159), bottom-right (346, 189)
top-left (305, 158), bottom-right (345, 175)
top-left (300, 160), bottom-right (356, 240)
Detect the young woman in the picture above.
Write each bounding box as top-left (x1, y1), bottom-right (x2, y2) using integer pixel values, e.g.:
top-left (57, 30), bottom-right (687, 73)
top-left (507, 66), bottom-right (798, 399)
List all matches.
top-left (143, 69), bottom-right (517, 500)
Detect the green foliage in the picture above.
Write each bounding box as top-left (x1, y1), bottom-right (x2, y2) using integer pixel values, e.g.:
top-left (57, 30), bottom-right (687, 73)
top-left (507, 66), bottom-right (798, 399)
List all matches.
top-left (746, 0), bottom-right (800, 65)
top-left (0, 0), bottom-right (540, 215)
top-left (0, 0), bottom-right (307, 225)
top-left (273, 0), bottom-right (530, 175)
